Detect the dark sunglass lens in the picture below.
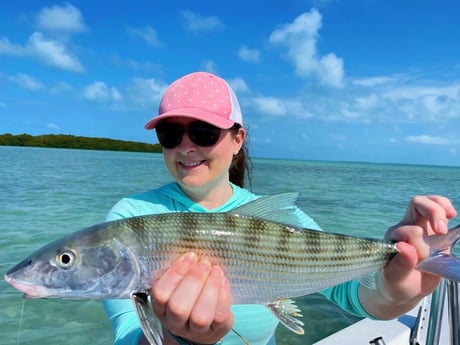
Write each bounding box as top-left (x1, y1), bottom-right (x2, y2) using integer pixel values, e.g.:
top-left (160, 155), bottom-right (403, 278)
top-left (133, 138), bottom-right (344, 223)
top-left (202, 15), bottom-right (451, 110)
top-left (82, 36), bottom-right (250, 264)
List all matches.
top-left (155, 123), bottom-right (184, 149)
top-left (188, 122), bottom-right (221, 147)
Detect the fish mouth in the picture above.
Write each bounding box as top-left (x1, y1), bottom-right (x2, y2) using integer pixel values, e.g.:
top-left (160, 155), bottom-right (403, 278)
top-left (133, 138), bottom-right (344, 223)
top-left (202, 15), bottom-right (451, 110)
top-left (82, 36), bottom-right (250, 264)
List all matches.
top-left (4, 274), bottom-right (48, 299)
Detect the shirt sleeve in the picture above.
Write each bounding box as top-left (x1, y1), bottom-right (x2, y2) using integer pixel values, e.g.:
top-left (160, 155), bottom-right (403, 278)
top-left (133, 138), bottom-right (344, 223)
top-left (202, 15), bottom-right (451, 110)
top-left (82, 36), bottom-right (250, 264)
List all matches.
top-left (320, 281), bottom-right (376, 319)
top-left (103, 299), bottom-right (143, 345)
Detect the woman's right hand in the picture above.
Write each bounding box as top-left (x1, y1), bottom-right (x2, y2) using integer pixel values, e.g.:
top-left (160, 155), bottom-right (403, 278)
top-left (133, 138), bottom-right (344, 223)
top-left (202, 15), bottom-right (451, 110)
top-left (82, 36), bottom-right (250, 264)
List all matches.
top-left (150, 252), bottom-right (234, 344)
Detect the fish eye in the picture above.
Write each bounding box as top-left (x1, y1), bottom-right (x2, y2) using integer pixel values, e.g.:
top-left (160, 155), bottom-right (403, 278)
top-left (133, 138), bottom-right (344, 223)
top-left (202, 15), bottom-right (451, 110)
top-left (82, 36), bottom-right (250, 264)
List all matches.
top-left (56, 249), bottom-right (77, 269)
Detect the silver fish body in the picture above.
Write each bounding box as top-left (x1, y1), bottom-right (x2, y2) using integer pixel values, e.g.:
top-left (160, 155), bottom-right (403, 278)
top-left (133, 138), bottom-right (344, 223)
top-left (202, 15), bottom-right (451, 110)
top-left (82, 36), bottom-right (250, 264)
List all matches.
top-left (5, 193), bottom-right (460, 341)
top-left (5, 193), bottom-right (398, 303)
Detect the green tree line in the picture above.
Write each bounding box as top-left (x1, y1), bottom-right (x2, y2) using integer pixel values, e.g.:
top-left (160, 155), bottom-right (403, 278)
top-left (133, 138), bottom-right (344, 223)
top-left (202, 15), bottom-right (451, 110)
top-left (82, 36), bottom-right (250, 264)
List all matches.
top-left (0, 133), bottom-right (162, 153)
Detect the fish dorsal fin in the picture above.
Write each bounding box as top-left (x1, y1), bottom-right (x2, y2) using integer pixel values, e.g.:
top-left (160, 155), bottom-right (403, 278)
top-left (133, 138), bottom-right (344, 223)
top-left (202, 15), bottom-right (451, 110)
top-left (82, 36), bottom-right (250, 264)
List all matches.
top-left (131, 291), bottom-right (163, 345)
top-left (266, 298), bottom-right (304, 335)
top-left (230, 192), bottom-right (303, 228)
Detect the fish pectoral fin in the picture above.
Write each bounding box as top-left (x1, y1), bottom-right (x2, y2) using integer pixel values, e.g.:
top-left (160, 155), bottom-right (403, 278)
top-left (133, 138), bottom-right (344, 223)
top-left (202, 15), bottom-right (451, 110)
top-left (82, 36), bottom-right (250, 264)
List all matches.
top-left (417, 253), bottom-right (460, 282)
top-left (131, 291), bottom-right (164, 345)
top-left (231, 328), bottom-right (250, 345)
top-left (266, 298), bottom-right (304, 335)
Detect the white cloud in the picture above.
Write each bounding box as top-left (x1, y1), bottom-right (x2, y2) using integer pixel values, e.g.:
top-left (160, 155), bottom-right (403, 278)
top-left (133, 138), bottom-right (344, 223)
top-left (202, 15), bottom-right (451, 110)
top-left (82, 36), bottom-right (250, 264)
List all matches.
top-left (127, 26), bottom-right (162, 47)
top-left (303, 76), bottom-right (460, 124)
top-left (36, 3), bottom-right (87, 33)
top-left (228, 77), bottom-right (250, 94)
top-left (382, 84), bottom-right (460, 121)
top-left (353, 76), bottom-right (400, 87)
top-left (354, 94), bottom-right (379, 109)
top-left (250, 96), bottom-right (312, 119)
top-left (49, 81), bottom-right (73, 95)
top-left (181, 11), bottom-right (225, 33)
top-left (84, 81), bottom-right (122, 102)
top-left (29, 32), bottom-right (84, 72)
top-left (269, 8), bottom-right (344, 88)
top-left (47, 123), bottom-right (60, 130)
top-left (0, 33), bottom-right (84, 72)
top-left (125, 77), bottom-right (167, 109)
top-left (405, 135), bottom-right (460, 145)
top-left (238, 45), bottom-right (260, 63)
top-left (0, 4), bottom-right (85, 72)
top-left (202, 60), bottom-right (218, 74)
top-left (81, 78), bottom-right (168, 110)
top-left (318, 53), bottom-right (344, 88)
top-left (0, 37), bottom-right (25, 55)
top-left (252, 97), bottom-right (287, 116)
top-left (9, 73), bottom-right (44, 90)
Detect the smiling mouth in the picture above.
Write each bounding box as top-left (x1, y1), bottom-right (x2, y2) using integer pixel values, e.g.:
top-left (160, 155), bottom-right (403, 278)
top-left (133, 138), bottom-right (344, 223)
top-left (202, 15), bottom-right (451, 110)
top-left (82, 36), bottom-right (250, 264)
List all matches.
top-left (179, 160), bottom-right (205, 168)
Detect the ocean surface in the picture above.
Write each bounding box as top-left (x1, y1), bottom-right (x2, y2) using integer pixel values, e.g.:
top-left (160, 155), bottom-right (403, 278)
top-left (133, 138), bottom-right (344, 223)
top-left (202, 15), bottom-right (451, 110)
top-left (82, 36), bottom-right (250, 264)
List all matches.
top-left (1, 146), bottom-right (459, 345)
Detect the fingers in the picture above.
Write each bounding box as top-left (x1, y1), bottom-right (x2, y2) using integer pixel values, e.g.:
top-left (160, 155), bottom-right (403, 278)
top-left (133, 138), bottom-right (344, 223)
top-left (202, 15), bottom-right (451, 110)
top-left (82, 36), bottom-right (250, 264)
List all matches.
top-left (150, 253), bottom-right (233, 343)
top-left (166, 259), bottom-right (212, 329)
top-left (189, 266), bottom-right (233, 338)
top-left (151, 252), bottom-right (198, 318)
top-left (379, 195), bottom-right (456, 305)
top-left (386, 225), bottom-right (430, 260)
top-left (380, 242), bottom-right (441, 302)
top-left (401, 195), bottom-right (457, 235)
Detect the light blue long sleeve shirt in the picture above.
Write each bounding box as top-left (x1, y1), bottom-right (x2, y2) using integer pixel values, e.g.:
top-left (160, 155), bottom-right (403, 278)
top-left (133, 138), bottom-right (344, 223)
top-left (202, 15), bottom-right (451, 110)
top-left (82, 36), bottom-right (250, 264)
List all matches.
top-left (103, 182), bottom-right (372, 345)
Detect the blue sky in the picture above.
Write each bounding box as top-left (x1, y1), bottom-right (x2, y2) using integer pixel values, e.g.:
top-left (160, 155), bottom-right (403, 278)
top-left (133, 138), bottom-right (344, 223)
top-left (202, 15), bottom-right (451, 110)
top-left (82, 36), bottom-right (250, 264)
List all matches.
top-left (1, 1), bottom-right (459, 166)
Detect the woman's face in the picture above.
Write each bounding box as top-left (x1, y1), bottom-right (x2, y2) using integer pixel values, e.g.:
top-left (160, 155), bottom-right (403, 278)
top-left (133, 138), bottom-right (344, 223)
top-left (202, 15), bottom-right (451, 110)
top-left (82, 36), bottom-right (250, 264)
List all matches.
top-left (161, 117), bottom-right (245, 196)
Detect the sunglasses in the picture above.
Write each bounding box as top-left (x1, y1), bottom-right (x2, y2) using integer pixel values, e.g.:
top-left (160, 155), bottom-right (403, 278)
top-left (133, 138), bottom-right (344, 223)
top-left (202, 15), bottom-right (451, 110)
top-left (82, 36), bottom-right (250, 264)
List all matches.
top-left (156, 121), bottom-right (234, 149)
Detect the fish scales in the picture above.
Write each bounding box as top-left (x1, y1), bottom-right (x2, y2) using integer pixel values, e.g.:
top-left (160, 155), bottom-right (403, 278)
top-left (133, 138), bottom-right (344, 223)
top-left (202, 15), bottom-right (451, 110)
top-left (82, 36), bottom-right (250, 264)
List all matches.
top-left (6, 191), bottom-right (460, 343)
top-left (6, 190), bottom-right (416, 307)
top-left (115, 212), bottom-right (396, 303)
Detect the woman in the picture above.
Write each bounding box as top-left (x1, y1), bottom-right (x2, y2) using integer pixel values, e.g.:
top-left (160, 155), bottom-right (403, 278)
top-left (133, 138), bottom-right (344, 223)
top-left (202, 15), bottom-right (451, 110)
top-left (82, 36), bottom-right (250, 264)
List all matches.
top-left (103, 71), bottom-right (457, 345)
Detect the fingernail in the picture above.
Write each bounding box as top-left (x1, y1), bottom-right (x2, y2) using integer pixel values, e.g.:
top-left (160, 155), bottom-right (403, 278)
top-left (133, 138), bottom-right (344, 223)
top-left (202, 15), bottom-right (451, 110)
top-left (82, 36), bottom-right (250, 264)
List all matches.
top-left (437, 219), bottom-right (448, 233)
top-left (181, 252), bottom-right (197, 264)
top-left (198, 260), bottom-right (211, 272)
top-left (210, 265), bottom-right (223, 279)
top-left (221, 275), bottom-right (229, 289)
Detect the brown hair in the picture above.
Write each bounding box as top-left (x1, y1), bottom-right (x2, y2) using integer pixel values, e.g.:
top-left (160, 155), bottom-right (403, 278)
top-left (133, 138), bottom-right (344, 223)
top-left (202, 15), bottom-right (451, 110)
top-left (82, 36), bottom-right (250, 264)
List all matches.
top-left (229, 124), bottom-right (252, 189)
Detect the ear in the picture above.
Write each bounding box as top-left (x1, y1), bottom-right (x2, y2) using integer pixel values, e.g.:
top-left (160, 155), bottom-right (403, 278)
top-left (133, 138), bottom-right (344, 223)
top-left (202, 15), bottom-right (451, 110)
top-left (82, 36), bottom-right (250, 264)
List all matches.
top-left (233, 127), bottom-right (246, 154)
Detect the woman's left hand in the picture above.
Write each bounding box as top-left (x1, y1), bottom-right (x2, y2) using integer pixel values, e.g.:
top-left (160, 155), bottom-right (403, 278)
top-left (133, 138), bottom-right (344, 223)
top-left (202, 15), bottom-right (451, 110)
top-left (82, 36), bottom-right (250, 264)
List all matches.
top-left (150, 252), bottom-right (234, 345)
top-left (360, 195), bottom-right (457, 319)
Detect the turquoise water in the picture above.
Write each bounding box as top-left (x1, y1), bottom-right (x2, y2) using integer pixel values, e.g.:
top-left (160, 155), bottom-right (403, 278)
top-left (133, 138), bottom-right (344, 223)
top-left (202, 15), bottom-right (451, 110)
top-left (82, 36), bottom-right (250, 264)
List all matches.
top-left (1, 146), bottom-right (459, 345)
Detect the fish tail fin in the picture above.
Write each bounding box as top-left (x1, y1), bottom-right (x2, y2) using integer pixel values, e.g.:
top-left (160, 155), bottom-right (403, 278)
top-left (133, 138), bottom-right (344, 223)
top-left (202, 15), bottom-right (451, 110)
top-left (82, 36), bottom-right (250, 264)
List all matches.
top-left (417, 224), bottom-right (460, 282)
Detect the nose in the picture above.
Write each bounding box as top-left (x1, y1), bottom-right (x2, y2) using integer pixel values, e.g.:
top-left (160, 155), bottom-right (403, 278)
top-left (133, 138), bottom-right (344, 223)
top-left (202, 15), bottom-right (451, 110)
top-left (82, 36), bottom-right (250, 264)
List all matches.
top-left (176, 130), bottom-right (196, 153)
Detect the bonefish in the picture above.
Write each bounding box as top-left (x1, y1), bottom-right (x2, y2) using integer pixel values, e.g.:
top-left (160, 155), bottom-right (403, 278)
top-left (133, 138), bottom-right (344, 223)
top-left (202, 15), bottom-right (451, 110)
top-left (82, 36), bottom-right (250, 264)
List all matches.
top-left (5, 193), bottom-right (460, 344)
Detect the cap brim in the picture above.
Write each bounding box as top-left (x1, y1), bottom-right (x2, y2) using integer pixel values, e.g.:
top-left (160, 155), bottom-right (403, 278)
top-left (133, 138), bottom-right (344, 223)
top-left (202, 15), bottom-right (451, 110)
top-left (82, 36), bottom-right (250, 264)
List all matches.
top-left (144, 108), bottom-right (236, 130)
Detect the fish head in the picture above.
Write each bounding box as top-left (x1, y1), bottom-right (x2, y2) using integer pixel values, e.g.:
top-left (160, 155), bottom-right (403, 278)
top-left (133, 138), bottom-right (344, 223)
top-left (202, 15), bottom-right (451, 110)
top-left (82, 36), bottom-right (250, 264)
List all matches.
top-left (4, 227), bottom-right (140, 299)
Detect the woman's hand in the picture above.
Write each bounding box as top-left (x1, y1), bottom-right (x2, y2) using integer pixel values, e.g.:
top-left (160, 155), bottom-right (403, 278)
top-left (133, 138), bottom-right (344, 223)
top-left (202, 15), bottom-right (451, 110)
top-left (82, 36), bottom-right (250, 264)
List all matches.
top-left (150, 252), bottom-right (233, 344)
top-left (360, 195), bottom-right (457, 319)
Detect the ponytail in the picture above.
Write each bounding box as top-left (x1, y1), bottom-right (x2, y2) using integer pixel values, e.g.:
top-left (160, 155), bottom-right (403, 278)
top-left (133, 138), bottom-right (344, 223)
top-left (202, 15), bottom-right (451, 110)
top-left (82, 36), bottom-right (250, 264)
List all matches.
top-left (229, 125), bottom-right (252, 189)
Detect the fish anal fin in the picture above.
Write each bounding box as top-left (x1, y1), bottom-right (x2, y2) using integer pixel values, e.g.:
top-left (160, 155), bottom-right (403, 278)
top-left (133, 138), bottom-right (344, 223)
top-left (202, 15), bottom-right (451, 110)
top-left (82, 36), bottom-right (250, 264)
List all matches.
top-left (131, 291), bottom-right (163, 345)
top-left (358, 272), bottom-right (378, 290)
top-left (417, 253), bottom-right (460, 282)
top-left (266, 298), bottom-right (304, 335)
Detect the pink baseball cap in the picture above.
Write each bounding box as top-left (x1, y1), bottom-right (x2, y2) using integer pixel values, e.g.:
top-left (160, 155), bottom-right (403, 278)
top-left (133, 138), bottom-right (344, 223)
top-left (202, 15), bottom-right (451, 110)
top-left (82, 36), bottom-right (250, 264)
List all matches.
top-left (144, 71), bottom-right (243, 130)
